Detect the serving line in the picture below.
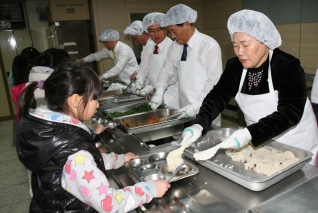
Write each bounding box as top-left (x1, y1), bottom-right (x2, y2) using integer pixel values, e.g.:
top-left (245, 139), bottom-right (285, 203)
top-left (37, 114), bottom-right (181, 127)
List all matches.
top-left (94, 108), bottom-right (318, 212)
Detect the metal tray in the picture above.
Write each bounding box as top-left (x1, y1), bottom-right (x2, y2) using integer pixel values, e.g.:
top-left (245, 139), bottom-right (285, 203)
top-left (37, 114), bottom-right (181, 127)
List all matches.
top-left (113, 108), bottom-right (192, 134)
top-left (98, 89), bottom-right (130, 100)
top-left (183, 128), bottom-right (313, 191)
top-left (99, 94), bottom-right (144, 106)
top-left (125, 152), bottom-right (199, 183)
top-left (103, 102), bottom-right (155, 119)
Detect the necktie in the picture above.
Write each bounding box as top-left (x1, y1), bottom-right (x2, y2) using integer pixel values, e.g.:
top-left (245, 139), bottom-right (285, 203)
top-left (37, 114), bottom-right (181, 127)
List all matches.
top-left (112, 50), bottom-right (117, 59)
top-left (153, 45), bottom-right (159, 54)
top-left (181, 44), bottom-right (188, 61)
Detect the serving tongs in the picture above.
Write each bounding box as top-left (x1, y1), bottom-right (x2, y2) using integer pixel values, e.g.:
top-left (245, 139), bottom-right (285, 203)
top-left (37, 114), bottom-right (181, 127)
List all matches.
top-left (126, 81), bottom-right (133, 90)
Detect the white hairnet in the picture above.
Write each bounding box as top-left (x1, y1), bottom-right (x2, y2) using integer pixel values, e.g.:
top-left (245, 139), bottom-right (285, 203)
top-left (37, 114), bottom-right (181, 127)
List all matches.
top-left (227, 9), bottom-right (281, 49)
top-left (124, 20), bottom-right (144, 35)
top-left (142, 12), bottom-right (165, 33)
top-left (160, 4), bottom-right (197, 27)
top-left (98, 29), bottom-right (120, 41)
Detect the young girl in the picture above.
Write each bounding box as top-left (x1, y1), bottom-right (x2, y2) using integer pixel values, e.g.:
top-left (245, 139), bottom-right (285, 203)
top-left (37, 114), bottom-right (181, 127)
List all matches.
top-left (16, 61), bottom-right (170, 212)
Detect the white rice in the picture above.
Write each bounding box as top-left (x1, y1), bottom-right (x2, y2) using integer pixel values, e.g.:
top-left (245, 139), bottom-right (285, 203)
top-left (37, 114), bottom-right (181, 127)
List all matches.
top-left (225, 144), bottom-right (299, 176)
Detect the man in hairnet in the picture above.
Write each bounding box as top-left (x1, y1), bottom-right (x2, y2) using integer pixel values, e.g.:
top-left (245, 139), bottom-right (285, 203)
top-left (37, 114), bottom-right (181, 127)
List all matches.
top-left (77, 29), bottom-right (138, 85)
top-left (149, 4), bottom-right (222, 125)
top-left (130, 12), bottom-right (179, 109)
top-left (180, 9), bottom-right (318, 166)
top-left (124, 20), bottom-right (150, 47)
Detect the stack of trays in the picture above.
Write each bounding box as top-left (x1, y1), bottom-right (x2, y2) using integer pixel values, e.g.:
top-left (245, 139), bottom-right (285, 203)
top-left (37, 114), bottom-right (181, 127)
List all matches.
top-left (125, 151), bottom-right (199, 183)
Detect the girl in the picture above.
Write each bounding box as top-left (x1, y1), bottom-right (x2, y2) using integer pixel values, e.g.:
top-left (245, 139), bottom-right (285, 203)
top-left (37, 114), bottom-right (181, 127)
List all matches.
top-left (16, 62), bottom-right (170, 212)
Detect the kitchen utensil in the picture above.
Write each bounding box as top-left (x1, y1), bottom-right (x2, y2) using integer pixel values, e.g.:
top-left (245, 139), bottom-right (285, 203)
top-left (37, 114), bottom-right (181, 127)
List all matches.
top-left (193, 144), bottom-right (222, 161)
top-left (126, 81), bottom-right (133, 90)
top-left (166, 162), bottom-right (185, 183)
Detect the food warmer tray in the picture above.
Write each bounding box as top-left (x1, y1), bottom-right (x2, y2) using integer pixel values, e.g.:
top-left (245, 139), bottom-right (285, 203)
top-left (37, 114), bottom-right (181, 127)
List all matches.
top-left (98, 94), bottom-right (145, 107)
top-left (125, 151), bottom-right (199, 183)
top-left (103, 102), bottom-right (157, 119)
top-left (109, 108), bottom-right (192, 134)
top-left (183, 128), bottom-right (313, 191)
top-left (98, 89), bottom-right (130, 100)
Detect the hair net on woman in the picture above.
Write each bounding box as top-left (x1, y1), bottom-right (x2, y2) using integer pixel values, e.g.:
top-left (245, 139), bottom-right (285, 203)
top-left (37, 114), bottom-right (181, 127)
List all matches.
top-left (227, 9), bottom-right (281, 50)
top-left (160, 4), bottom-right (197, 27)
top-left (142, 12), bottom-right (165, 33)
top-left (124, 20), bottom-right (144, 35)
top-left (98, 29), bottom-right (120, 41)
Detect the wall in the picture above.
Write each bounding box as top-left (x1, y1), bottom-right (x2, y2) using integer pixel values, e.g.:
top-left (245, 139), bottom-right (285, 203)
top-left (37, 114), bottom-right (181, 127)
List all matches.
top-left (25, 1), bottom-right (49, 52)
top-left (202, 0), bottom-right (318, 75)
top-left (90, 0), bottom-right (203, 75)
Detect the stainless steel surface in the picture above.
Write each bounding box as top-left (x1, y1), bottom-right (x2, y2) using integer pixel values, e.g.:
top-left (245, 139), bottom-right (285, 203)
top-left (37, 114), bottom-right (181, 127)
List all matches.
top-left (98, 89), bottom-right (130, 100)
top-left (94, 110), bottom-right (318, 213)
top-left (184, 128), bottom-right (313, 191)
top-left (247, 175), bottom-right (318, 213)
top-left (125, 152), bottom-right (199, 183)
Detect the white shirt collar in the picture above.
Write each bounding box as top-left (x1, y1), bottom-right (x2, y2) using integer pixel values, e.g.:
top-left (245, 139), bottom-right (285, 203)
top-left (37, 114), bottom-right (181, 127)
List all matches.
top-left (187, 28), bottom-right (199, 49)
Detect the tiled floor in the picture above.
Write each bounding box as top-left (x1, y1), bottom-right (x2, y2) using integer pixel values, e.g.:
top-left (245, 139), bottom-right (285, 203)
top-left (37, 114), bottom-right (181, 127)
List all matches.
top-left (0, 120), bottom-right (31, 213)
top-left (0, 108), bottom-right (240, 212)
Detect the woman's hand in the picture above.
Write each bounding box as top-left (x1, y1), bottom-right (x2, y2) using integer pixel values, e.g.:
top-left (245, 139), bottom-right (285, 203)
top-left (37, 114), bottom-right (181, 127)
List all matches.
top-left (124, 152), bottom-right (139, 162)
top-left (153, 180), bottom-right (171, 197)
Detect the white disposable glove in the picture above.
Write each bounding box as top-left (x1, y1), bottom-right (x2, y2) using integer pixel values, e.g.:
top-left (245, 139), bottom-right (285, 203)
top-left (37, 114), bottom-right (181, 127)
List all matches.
top-left (139, 85), bottom-right (154, 96)
top-left (219, 128), bottom-right (251, 149)
top-left (135, 78), bottom-right (144, 90)
top-left (149, 94), bottom-right (163, 110)
top-left (179, 124), bottom-right (203, 147)
top-left (177, 105), bottom-right (197, 119)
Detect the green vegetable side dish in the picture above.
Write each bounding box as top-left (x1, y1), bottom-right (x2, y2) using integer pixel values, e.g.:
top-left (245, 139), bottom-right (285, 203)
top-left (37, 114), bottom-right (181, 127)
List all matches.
top-left (106, 103), bottom-right (152, 118)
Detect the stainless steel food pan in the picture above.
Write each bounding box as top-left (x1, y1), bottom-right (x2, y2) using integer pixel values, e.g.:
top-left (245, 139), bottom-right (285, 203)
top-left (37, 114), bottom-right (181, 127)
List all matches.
top-left (184, 128), bottom-right (313, 191)
top-left (103, 102), bottom-right (154, 119)
top-left (125, 152), bottom-right (199, 183)
top-left (113, 108), bottom-right (191, 134)
top-left (98, 89), bottom-right (130, 100)
top-left (99, 94), bottom-right (144, 107)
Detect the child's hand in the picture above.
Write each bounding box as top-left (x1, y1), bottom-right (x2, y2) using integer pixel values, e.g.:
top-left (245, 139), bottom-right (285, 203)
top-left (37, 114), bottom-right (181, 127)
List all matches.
top-left (92, 123), bottom-right (106, 135)
top-left (153, 180), bottom-right (171, 197)
top-left (124, 152), bottom-right (139, 162)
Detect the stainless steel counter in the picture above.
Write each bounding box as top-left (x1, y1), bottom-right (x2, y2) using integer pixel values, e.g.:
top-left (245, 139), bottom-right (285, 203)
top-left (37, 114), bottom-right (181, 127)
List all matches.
top-left (95, 110), bottom-right (318, 213)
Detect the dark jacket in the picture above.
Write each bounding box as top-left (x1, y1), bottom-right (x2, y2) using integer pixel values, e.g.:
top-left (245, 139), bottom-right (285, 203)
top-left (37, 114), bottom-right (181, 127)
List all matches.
top-left (16, 114), bottom-right (106, 212)
top-left (194, 48), bottom-right (307, 146)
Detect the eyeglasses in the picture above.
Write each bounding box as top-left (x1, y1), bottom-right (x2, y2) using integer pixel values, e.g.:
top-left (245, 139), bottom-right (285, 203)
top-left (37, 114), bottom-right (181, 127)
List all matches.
top-left (148, 27), bottom-right (165, 34)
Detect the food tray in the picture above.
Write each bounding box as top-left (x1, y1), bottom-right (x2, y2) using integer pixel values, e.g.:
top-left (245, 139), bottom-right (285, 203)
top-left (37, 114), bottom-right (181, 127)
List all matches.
top-left (103, 102), bottom-right (155, 120)
top-left (183, 128), bottom-right (313, 191)
top-left (98, 89), bottom-right (130, 100)
top-left (125, 152), bottom-right (199, 183)
top-left (99, 94), bottom-right (144, 106)
top-left (112, 108), bottom-right (192, 134)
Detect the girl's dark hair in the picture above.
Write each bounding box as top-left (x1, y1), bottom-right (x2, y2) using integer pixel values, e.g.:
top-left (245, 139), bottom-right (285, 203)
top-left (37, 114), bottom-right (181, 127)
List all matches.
top-left (31, 48), bottom-right (70, 69)
top-left (12, 47), bottom-right (40, 85)
top-left (20, 47), bottom-right (40, 56)
top-left (18, 62), bottom-right (102, 121)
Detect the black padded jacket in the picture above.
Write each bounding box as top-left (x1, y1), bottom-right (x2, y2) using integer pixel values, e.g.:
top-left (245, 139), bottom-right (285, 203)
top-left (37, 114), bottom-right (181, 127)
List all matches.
top-left (16, 114), bottom-right (106, 212)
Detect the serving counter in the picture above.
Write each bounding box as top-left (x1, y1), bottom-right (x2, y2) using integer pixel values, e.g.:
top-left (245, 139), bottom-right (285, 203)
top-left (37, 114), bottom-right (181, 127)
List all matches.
top-left (94, 108), bottom-right (318, 213)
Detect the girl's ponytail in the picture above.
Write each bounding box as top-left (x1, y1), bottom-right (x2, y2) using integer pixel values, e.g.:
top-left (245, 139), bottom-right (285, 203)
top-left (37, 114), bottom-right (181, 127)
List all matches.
top-left (18, 81), bottom-right (42, 119)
